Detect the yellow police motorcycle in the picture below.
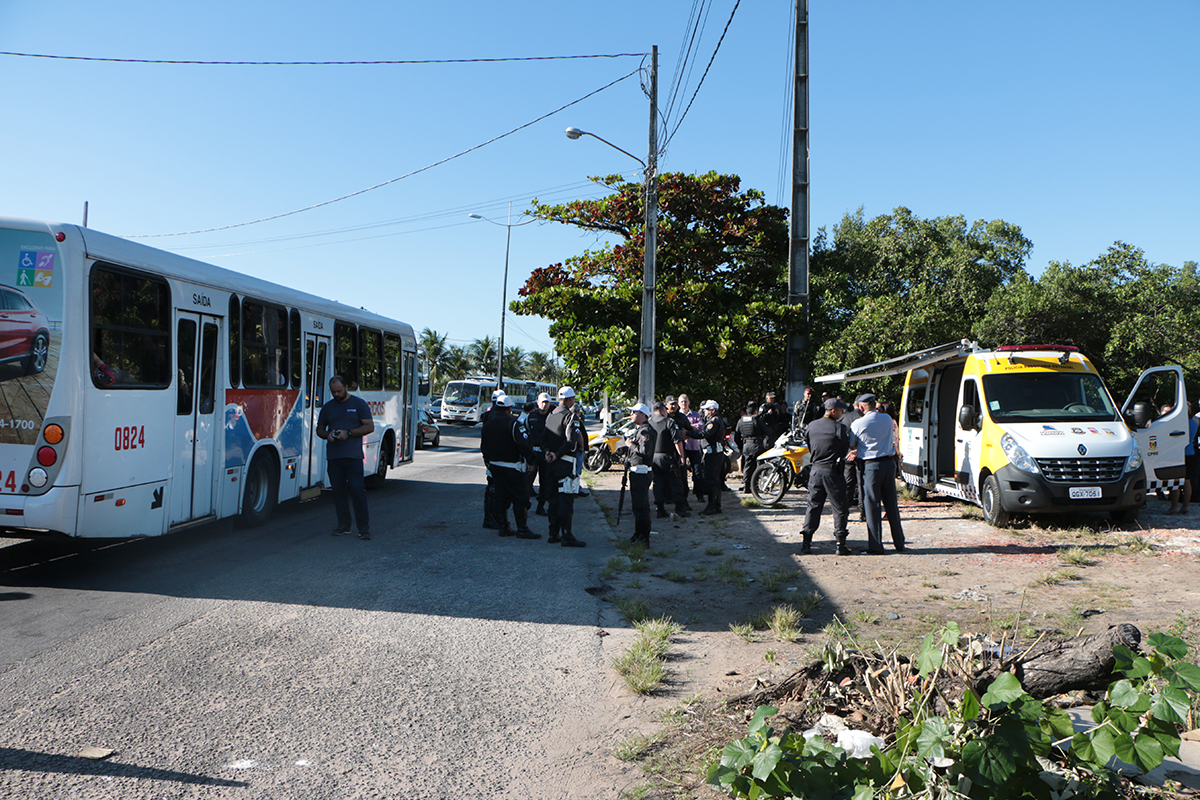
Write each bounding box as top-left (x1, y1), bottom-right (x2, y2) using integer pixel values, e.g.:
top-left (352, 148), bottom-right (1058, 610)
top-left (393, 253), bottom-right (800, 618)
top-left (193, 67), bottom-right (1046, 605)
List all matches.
top-left (583, 416), bottom-right (635, 473)
top-left (748, 404), bottom-right (812, 506)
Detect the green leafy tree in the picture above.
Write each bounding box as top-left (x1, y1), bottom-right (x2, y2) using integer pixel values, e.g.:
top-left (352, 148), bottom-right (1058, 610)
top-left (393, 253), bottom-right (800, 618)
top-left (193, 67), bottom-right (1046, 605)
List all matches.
top-left (808, 207), bottom-right (1032, 398)
top-left (442, 345), bottom-right (470, 387)
top-left (526, 351), bottom-right (558, 384)
top-left (974, 243), bottom-right (1200, 395)
top-left (511, 171), bottom-right (802, 408)
top-left (501, 345), bottom-right (529, 380)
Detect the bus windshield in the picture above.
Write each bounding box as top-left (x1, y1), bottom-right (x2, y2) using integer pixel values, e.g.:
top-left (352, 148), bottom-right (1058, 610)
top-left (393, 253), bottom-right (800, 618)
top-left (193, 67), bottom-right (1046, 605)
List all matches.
top-left (443, 382), bottom-right (480, 406)
top-left (982, 372), bottom-right (1119, 424)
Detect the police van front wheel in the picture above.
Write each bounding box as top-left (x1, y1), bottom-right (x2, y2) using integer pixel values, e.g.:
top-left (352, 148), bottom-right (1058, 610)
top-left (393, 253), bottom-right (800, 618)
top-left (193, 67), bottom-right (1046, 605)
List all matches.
top-left (980, 475), bottom-right (1010, 527)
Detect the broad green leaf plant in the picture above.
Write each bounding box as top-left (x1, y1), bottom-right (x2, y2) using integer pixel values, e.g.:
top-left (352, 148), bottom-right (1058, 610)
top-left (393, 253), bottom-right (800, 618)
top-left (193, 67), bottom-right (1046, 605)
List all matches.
top-left (707, 626), bottom-right (1199, 800)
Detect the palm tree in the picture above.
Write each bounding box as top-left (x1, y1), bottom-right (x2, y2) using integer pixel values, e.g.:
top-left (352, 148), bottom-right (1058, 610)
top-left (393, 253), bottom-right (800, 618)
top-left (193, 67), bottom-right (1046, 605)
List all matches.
top-left (419, 328), bottom-right (449, 388)
top-left (502, 345), bottom-right (529, 379)
top-left (468, 337), bottom-right (497, 375)
top-left (437, 345), bottom-right (470, 393)
top-left (526, 351), bottom-right (558, 384)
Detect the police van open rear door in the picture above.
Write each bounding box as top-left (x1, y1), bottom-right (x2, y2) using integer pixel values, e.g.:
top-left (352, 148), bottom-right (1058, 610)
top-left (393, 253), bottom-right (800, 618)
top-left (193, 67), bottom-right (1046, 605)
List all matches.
top-left (1121, 365), bottom-right (1188, 491)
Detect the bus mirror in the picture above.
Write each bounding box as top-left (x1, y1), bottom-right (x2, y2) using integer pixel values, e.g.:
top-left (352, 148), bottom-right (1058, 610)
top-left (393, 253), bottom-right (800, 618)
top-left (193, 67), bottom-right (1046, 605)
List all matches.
top-left (958, 405), bottom-right (978, 431)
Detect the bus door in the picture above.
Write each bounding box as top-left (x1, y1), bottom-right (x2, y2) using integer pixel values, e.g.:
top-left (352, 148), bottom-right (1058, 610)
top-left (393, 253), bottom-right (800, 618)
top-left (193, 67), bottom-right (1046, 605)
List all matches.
top-left (171, 312), bottom-right (221, 526)
top-left (302, 333), bottom-right (331, 488)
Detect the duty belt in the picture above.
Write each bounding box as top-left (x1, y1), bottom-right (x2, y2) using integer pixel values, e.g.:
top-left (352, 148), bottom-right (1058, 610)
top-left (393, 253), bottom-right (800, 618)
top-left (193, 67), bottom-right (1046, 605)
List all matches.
top-left (704, 444), bottom-right (721, 454)
top-left (490, 460), bottom-right (526, 471)
top-left (630, 464), bottom-right (651, 475)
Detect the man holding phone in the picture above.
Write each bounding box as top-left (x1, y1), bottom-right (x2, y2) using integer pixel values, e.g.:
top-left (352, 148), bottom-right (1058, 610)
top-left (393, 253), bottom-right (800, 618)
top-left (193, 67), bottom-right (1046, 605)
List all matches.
top-left (318, 375), bottom-right (375, 540)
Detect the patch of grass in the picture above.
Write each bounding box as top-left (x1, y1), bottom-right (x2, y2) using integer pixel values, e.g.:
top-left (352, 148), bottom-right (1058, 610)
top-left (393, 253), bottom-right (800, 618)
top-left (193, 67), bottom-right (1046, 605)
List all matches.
top-left (716, 557), bottom-right (750, 587)
top-left (627, 556), bottom-right (648, 573)
top-left (850, 609), bottom-right (881, 626)
top-left (692, 565), bottom-right (711, 581)
top-left (794, 591), bottom-right (824, 616)
top-left (938, 569), bottom-right (960, 576)
top-left (648, 549), bottom-right (673, 558)
top-left (1060, 546), bottom-right (1095, 566)
top-left (767, 604), bottom-right (805, 642)
top-left (663, 570), bottom-right (688, 583)
top-left (614, 733), bottom-right (655, 761)
top-left (614, 540), bottom-right (647, 558)
top-left (958, 503), bottom-right (984, 520)
top-left (759, 569), bottom-right (800, 593)
top-left (611, 616), bottom-right (684, 694)
top-left (740, 496), bottom-right (763, 508)
top-left (729, 622), bottom-right (757, 641)
top-left (927, 594), bottom-right (945, 601)
top-left (627, 576), bottom-right (641, 589)
top-left (921, 581), bottom-right (937, 588)
top-left (605, 556), bottom-right (628, 574)
top-left (618, 785), bottom-right (652, 800)
top-left (1117, 535), bottom-right (1155, 554)
top-left (615, 597), bottom-right (652, 624)
top-left (1033, 569), bottom-right (1085, 587)
top-left (704, 545), bottom-right (724, 556)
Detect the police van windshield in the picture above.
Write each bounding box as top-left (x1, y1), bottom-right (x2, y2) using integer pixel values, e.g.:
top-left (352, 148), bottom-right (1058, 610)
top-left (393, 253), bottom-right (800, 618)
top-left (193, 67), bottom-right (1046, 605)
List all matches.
top-left (442, 381), bottom-right (480, 406)
top-left (982, 373), bottom-right (1119, 423)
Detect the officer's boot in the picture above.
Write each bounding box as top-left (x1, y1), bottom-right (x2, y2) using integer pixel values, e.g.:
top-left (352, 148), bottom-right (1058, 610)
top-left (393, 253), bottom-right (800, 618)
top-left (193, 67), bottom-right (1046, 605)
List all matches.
top-left (497, 515), bottom-right (515, 537)
top-left (513, 507), bottom-right (540, 540)
top-left (836, 533), bottom-right (852, 556)
top-left (483, 483), bottom-right (501, 530)
top-left (560, 523), bottom-right (586, 548)
top-left (656, 503), bottom-right (669, 519)
top-left (799, 531), bottom-right (813, 554)
top-left (547, 523), bottom-right (561, 544)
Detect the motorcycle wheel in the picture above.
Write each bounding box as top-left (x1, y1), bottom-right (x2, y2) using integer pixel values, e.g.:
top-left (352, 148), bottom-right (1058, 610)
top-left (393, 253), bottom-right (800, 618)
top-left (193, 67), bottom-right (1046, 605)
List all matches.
top-left (750, 463), bottom-right (791, 506)
top-left (583, 445), bottom-right (611, 474)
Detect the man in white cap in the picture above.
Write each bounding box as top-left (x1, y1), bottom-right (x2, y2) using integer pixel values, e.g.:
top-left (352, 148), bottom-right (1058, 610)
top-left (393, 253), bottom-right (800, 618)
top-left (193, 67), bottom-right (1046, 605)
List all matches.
top-left (480, 394), bottom-right (541, 539)
top-left (541, 386), bottom-right (587, 547)
top-left (698, 400), bottom-right (728, 515)
top-left (849, 393), bottom-right (906, 554)
top-left (624, 402), bottom-right (656, 544)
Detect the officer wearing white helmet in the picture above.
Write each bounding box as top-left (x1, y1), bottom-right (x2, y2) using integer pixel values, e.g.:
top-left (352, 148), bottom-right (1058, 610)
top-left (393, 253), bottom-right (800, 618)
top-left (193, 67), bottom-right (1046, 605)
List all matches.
top-left (624, 402), bottom-right (656, 544)
top-left (541, 386), bottom-right (586, 547)
top-left (698, 400), bottom-right (728, 516)
top-left (480, 393), bottom-right (540, 539)
top-left (480, 387), bottom-right (507, 530)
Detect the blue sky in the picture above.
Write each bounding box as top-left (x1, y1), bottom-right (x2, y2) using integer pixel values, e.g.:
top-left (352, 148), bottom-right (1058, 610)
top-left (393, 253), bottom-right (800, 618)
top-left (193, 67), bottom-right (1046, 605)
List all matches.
top-left (2, 1), bottom-right (1196, 358)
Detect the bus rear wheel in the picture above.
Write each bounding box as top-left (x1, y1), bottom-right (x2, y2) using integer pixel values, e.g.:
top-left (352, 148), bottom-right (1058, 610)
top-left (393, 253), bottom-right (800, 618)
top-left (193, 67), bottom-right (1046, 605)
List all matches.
top-left (240, 452), bottom-right (279, 527)
top-left (367, 436), bottom-right (393, 489)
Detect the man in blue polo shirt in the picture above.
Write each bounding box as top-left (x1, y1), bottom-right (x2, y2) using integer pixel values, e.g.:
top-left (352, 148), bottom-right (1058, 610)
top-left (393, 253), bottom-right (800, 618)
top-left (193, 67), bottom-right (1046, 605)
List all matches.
top-left (848, 393), bottom-right (906, 554)
top-left (318, 375), bottom-right (375, 540)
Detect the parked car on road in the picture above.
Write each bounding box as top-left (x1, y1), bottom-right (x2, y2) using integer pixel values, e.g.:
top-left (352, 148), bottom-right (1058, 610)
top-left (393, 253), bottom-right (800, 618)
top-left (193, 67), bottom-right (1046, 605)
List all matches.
top-left (417, 409), bottom-right (441, 449)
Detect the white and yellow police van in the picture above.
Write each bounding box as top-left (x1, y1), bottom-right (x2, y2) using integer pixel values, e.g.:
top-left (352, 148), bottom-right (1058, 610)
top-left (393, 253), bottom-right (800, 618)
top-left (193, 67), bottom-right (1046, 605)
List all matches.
top-left (816, 340), bottom-right (1187, 526)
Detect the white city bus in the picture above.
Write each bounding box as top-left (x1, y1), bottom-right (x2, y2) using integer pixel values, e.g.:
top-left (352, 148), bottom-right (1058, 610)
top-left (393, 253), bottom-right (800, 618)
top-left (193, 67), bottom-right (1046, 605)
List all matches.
top-left (0, 216), bottom-right (419, 539)
top-left (440, 375), bottom-right (556, 425)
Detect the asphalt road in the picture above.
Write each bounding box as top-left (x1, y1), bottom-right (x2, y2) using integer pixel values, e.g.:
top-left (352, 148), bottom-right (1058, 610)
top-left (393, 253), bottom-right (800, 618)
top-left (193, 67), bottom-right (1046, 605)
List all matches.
top-left (0, 425), bottom-right (622, 799)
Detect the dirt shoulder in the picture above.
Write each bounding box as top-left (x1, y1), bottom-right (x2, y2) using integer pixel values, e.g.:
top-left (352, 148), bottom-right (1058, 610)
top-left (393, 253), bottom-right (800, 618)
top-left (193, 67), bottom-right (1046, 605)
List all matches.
top-left (583, 468), bottom-right (1200, 796)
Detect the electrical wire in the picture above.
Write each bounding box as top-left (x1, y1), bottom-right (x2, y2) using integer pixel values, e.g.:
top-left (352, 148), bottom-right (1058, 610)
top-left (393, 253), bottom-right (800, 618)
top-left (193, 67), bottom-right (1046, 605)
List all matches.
top-left (0, 51), bottom-right (645, 66)
top-left (127, 66), bottom-right (644, 238)
top-left (663, 0), bottom-right (709, 128)
top-left (662, 0), bottom-right (742, 150)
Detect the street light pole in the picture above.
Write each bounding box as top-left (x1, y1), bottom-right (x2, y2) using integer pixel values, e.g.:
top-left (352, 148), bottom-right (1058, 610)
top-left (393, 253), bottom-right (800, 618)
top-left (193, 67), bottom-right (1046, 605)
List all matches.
top-left (564, 45), bottom-right (658, 406)
top-left (469, 203), bottom-right (534, 391)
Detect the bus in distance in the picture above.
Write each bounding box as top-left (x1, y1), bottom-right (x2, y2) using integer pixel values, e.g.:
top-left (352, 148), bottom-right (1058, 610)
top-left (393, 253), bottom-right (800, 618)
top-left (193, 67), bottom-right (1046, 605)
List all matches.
top-left (440, 375), bottom-right (556, 425)
top-left (0, 216), bottom-right (420, 539)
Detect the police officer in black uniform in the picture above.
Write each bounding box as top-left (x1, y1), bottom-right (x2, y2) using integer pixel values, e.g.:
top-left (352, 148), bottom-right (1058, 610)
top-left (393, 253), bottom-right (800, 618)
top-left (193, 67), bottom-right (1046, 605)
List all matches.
top-left (542, 386), bottom-right (587, 548)
top-left (800, 397), bottom-right (854, 555)
top-left (649, 401), bottom-right (688, 519)
top-left (664, 395), bottom-right (702, 511)
top-left (758, 391), bottom-right (791, 448)
top-left (698, 400), bottom-right (727, 515)
top-left (480, 389), bottom-right (505, 529)
top-left (624, 402), bottom-right (656, 544)
top-left (525, 392), bottom-right (554, 515)
top-left (480, 394), bottom-right (541, 539)
top-left (733, 402), bottom-right (766, 494)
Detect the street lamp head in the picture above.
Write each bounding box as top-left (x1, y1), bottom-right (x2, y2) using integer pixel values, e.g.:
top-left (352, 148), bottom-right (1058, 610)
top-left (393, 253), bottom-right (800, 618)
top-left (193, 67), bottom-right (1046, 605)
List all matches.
top-left (468, 213), bottom-right (483, 219)
top-left (564, 126), bottom-right (584, 140)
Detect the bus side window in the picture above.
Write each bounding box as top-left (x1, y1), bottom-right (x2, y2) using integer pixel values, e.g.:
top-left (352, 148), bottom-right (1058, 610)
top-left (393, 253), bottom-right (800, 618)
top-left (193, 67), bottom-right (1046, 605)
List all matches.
top-left (228, 295), bottom-right (241, 388)
top-left (335, 321), bottom-right (358, 389)
top-left (359, 327), bottom-right (382, 391)
top-left (384, 333), bottom-right (402, 391)
top-left (242, 299), bottom-right (287, 388)
top-left (90, 264), bottom-right (171, 389)
top-left (289, 309), bottom-right (301, 389)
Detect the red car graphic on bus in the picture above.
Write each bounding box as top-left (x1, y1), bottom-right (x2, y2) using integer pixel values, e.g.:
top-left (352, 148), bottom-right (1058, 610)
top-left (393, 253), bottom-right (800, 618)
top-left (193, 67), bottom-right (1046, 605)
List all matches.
top-left (0, 285), bottom-right (50, 376)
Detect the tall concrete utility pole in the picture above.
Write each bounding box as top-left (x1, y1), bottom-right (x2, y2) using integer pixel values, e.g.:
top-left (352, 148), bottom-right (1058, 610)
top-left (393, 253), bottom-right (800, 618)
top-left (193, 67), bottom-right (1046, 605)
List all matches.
top-left (639, 46), bottom-right (659, 408)
top-left (784, 0), bottom-right (810, 406)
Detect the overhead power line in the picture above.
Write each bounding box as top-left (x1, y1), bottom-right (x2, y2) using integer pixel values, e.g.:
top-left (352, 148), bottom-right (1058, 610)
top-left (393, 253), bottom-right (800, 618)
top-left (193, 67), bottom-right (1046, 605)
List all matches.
top-left (0, 51), bottom-right (646, 66)
top-left (128, 66), bottom-right (645, 238)
top-left (662, 0), bottom-right (742, 150)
